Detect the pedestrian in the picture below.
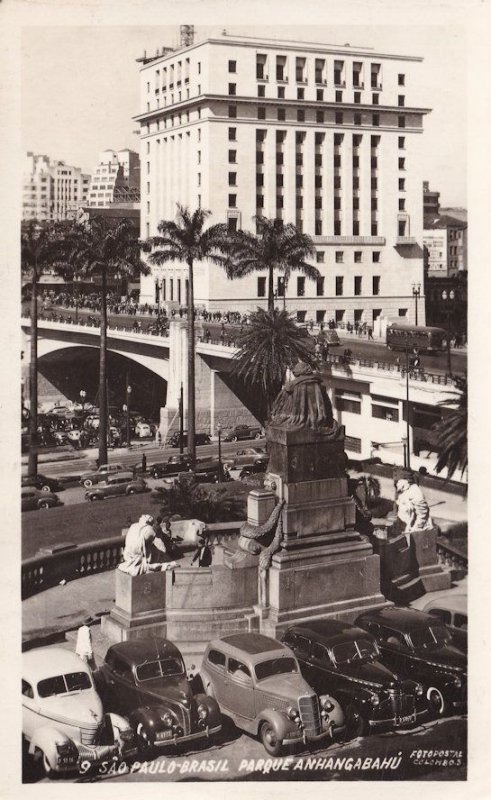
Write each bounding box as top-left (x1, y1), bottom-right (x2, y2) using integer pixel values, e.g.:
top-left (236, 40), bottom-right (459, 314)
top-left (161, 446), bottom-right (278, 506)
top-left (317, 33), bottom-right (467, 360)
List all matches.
top-left (141, 453), bottom-right (147, 474)
top-left (367, 325), bottom-right (374, 340)
top-left (191, 535), bottom-right (213, 567)
top-left (158, 430), bottom-right (162, 447)
top-left (75, 624), bottom-right (96, 671)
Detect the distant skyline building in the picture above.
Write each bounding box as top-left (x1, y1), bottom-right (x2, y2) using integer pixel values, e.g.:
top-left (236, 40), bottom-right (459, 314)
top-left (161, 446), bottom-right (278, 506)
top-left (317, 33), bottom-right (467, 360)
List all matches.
top-left (136, 32), bottom-right (431, 326)
top-left (87, 149), bottom-right (140, 208)
top-left (423, 213), bottom-right (467, 278)
top-left (423, 180), bottom-right (440, 216)
top-left (23, 152), bottom-right (90, 222)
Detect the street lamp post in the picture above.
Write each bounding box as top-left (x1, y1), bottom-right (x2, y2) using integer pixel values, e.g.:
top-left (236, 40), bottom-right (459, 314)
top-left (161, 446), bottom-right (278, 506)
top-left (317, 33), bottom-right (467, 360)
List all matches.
top-left (125, 384), bottom-right (132, 446)
top-left (402, 436), bottom-right (408, 469)
top-left (79, 389), bottom-right (86, 414)
top-left (412, 282), bottom-right (421, 326)
top-left (441, 289), bottom-right (455, 378)
top-left (217, 424), bottom-right (222, 483)
top-left (404, 346), bottom-right (411, 471)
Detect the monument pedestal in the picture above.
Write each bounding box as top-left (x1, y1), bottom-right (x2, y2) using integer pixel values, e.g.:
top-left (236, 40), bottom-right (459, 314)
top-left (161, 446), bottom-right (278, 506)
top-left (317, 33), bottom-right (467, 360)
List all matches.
top-left (101, 570), bottom-right (168, 643)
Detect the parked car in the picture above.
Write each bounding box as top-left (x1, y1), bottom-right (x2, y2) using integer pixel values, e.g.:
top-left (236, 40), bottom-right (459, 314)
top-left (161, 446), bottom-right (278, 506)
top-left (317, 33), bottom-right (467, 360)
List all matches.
top-left (415, 593), bottom-right (467, 651)
top-left (21, 487), bottom-right (63, 512)
top-left (222, 424), bottom-right (263, 442)
top-left (95, 638), bottom-right (221, 755)
top-left (85, 473), bottom-right (147, 501)
top-left (200, 632), bottom-right (344, 756)
top-left (163, 461), bottom-right (224, 485)
top-left (238, 461), bottom-right (268, 479)
top-left (223, 447), bottom-right (268, 469)
top-left (324, 329), bottom-right (341, 347)
top-left (22, 647), bottom-right (136, 777)
top-left (168, 431), bottom-right (211, 448)
top-left (22, 474), bottom-right (62, 493)
top-left (150, 454), bottom-right (193, 479)
top-left (281, 620), bottom-right (427, 737)
top-left (79, 463), bottom-right (125, 488)
top-left (135, 421), bottom-right (152, 439)
top-left (356, 607), bottom-right (467, 717)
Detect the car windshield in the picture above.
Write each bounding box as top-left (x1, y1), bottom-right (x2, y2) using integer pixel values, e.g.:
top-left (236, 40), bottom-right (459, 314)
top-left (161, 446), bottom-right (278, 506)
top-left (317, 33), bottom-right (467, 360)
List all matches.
top-left (37, 671), bottom-right (92, 697)
top-left (331, 639), bottom-right (378, 665)
top-left (135, 657), bottom-right (184, 682)
top-left (409, 625), bottom-right (451, 650)
top-left (255, 657), bottom-right (298, 681)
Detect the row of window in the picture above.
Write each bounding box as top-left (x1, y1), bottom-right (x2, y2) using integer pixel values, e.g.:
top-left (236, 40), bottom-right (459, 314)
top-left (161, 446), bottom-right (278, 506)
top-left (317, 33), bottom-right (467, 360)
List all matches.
top-left (228, 81), bottom-right (406, 106)
top-left (226, 127), bottom-right (406, 150)
top-left (334, 389), bottom-right (400, 420)
top-left (229, 104), bottom-right (408, 128)
top-left (229, 56), bottom-right (404, 91)
top-left (257, 275), bottom-right (382, 298)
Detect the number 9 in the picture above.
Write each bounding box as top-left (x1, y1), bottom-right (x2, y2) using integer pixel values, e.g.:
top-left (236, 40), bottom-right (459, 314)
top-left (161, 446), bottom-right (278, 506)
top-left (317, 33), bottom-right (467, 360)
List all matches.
top-left (79, 760), bottom-right (91, 775)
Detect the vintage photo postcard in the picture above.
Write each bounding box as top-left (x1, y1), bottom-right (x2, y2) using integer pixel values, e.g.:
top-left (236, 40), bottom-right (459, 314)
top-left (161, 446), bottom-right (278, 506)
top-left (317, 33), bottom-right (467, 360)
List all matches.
top-left (1, 0), bottom-right (490, 797)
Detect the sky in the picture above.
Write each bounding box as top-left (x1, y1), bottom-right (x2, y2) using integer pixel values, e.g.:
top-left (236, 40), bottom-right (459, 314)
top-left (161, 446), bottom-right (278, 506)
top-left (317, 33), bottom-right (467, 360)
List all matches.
top-left (22, 23), bottom-right (467, 207)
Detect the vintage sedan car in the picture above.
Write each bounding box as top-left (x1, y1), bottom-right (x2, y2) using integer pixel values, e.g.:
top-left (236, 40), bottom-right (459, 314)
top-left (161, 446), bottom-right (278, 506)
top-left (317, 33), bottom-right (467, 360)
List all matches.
top-left (85, 473), bottom-right (147, 501)
top-left (95, 638), bottom-right (221, 755)
top-left (22, 473), bottom-right (63, 493)
top-left (224, 447), bottom-right (268, 468)
top-left (168, 431), bottom-right (211, 448)
top-left (222, 424), bottom-right (263, 442)
top-left (416, 593), bottom-right (467, 652)
top-left (281, 620), bottom-right (427, 737)
top-left (23, 647), bottom-right (136, 777)
top-left (79, 463), bottom-right (125, 488)
top-left (21, 487), bottom-right (63, 512)
top-left (150, 454), bottom-right (193, 479)
top-left (200, 632), bottom-right (344, 756)
top-left (356, 607), bottom-right (467, 717)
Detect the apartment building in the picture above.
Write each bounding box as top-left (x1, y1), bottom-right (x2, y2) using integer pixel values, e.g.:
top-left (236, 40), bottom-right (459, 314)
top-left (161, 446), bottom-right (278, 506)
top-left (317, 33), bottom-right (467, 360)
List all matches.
top-left (136, 32), bottom-right (430, 325)
top-left (23, 153), bottom-right (90, 222)
top-left (423, 214), bottom-right (467, 277)
top-left (87, 149), bottom-right (141, 207)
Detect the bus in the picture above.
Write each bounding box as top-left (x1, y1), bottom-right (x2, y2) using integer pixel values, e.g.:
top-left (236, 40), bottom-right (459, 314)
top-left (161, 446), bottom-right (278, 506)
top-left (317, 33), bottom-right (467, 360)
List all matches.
top-left (386, 324), bottom-right (446, 353)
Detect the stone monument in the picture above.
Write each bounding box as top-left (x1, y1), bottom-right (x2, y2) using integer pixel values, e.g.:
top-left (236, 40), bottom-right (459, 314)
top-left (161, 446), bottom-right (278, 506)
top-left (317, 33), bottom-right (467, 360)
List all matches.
top-left (227, 361), bottom-right (387, 636)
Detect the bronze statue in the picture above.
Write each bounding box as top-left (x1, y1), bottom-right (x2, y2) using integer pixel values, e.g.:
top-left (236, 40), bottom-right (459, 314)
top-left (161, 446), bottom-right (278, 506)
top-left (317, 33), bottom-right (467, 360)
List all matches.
top-left (270, 361), bottom-right (341, 436)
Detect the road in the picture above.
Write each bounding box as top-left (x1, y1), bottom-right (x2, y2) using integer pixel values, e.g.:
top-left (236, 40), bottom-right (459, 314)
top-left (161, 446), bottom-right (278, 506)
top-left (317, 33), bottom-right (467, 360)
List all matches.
top-left (30, 304), bottom-right (467, 376)
top-left (24, 714), bottom-right (466, 783)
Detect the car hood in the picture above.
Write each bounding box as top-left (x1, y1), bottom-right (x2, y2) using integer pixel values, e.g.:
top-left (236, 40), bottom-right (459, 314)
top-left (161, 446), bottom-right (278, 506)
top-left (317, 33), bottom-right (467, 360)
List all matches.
top-left (255, 672), bottom-right (314, 702)
top-left (413, 644), bottom-right (467, 673)
top-left (38, 691), bottom-right (103, 727)
top-left (136, 675), bottom-right (193, 705)
top-left (339, 659), bottom-right (400, 688)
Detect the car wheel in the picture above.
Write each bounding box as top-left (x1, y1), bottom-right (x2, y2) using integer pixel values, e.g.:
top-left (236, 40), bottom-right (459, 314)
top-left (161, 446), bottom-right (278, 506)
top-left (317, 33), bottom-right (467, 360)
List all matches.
top-left (254, 432), bottom-right (262, 439)
top-left (260, 721), bottom-right (283, 756)
top-left (232, 436), bottom-right (238, 442)
top-left (83, 478), bottom-right (93, 488)
top-left (136, 724), bottom-right (155, 758)
top-left (427, 686), bottom-right (446, 716)
top-left (345, 703), bottom-right (367, 739)
top-left (127, 488), bottom-right (135, 495)
top-left (41, 485), bottom-right (51, 493)
top-left (39, 500), bottom-right (51, 510)
top-left (387, 345), bottom-right (393, 351)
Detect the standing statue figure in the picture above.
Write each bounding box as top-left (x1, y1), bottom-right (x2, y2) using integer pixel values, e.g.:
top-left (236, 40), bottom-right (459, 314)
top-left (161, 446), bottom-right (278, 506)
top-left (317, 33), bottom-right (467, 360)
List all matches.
top-left (270, 360), bottom-right (342, 436)
top-left (395, 475), bottom-right (433, 533)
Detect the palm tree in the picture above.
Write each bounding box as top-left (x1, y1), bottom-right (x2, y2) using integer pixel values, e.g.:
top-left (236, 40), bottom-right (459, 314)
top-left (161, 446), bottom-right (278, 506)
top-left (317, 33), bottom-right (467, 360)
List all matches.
top-left (144, 205), bottom-right (230, 464)
top-left (21, 221), bottom-right (68, 476)
top-left (67, 216), bottom-right (148, 466)
top-left (231, 307), bottom-right (317, 423)
top-left (152, 476), bottom-right (244, 523)
top-left (433, 375), bottom-right (467, 480)
top-left (228, 216), bottom-right (320, 312)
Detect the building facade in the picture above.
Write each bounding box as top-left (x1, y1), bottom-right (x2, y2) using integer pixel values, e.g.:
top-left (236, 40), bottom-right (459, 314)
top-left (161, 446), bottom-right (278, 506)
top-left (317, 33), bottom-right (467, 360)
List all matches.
top-left (423, 214), bottom-right (467, 278)
top-left (136, 33), bottom-right (430, 326)
top-left (422, 180), bottom-right (440, 216)
top-left (23, 153), bottom-right (90, 222)
top-left (87, 149), bottom-right (141, 208)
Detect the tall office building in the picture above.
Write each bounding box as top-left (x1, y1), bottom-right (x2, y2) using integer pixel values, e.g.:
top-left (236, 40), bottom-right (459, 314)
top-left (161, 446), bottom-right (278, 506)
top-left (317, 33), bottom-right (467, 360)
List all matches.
top-left (87, 149), bottom-right (141, 208)
top-left (23, 153), bottom-right (90, 222)
top-left (136, 32), bottom-right (430, 325)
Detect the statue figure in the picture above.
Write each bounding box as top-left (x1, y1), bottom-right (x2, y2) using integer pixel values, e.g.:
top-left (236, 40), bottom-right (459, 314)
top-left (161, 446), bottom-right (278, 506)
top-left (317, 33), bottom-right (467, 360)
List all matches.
top-left (119, 514), bottom-right (177, 575)
top-left (270, 360), bottom-right (342, 436)
top-left (238, 500), bottom-right (286, 610)
top-left (395, 475), bottom-right (433, 533)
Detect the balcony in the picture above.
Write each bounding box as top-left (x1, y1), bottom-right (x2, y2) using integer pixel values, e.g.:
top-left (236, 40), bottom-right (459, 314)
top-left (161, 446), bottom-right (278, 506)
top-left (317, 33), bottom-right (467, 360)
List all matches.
top-left (313, 236), bottom-right (386, 245)
top-left (396, 236), bottom-right (417, 245)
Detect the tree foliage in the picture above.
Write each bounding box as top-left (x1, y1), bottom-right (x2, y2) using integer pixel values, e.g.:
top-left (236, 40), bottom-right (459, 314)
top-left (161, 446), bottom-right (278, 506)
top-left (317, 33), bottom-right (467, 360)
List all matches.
top-left (231, 307), bottom-right (317, 422)
top-left (152, 476), bottom-right (245, 523)
top-left (433, 375), bottom-right (467, 479)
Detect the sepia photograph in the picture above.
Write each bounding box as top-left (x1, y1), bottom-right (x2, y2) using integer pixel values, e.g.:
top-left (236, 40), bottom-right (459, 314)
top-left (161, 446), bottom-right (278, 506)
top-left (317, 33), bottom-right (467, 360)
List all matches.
top-left (2, 0), bottom-right (488, 793)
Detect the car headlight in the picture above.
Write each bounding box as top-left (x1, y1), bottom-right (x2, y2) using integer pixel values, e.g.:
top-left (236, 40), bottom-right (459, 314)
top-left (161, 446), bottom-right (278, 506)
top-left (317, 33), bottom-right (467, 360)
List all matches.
top-left (370, 694), bottom-right (380, 706)
top-left (320, 696), bottom-right (335, 712)
top-left (162, 712), bottom-right (174, 727)
top-left (287, 705), bottom-right (300, 721)
top-left (197, 703), bottom-right (208, 720)
top-left (415, 682), bottom-right (424, 696)
top-left (119, 727), bottom-right (134, 742)
top-left (453, 676), bottom-right (462, 689)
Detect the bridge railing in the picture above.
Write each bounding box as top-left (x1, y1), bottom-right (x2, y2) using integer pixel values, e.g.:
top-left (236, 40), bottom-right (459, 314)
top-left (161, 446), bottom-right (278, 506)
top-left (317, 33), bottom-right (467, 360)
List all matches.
top-left (21, 313), bottom-right (170, 340)
top-left (323, 353), bottom-right (457, 385)
top-left (21, 522), bottom-right (243, 599)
